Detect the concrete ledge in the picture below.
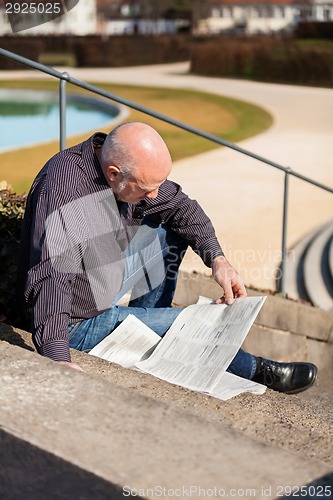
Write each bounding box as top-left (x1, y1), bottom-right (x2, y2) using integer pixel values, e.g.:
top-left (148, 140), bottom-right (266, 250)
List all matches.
top-left (254, 294), bottom-right (333, 343)
top-left (0, 341), bottom-right (332, 500)
top-left (242, 324), bottom-right (333, 378)
top-left (174, 270), bottom-right (333, 343)
top-left (174, 269), bottom-right (224, 306)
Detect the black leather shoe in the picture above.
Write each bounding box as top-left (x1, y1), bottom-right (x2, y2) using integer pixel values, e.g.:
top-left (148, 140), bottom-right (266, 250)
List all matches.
top-left (252, 357), bottom-right (318, 394)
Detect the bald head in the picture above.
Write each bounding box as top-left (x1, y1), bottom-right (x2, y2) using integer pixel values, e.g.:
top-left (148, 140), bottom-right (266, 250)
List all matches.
top-left (100, 122), bottom-right (172, 179)
top-left (99, 122), bottom-right (173, 203)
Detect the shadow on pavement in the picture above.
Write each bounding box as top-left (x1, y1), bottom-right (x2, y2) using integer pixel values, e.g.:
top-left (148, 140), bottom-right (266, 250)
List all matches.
top-left (0, 322), bottom-right (34, 352)
top-left (278, 472), bottom-right (333, 499)
top-left (0, 428), bottom-right (142, 500)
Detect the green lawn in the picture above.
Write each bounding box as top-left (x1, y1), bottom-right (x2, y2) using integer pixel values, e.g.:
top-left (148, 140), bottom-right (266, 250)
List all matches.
top-left (0, 80), bottom-right (273, 194)
top-left (296, 38), bottom-right (333, 49)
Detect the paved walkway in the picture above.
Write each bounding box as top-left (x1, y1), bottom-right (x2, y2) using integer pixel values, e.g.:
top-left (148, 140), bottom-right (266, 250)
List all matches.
top-left (1, 62), bottom-right (332, 290)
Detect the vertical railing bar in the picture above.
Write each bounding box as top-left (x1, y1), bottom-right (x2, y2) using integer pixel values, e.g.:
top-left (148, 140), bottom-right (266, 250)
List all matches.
top-left (59, 74), bottom-right (68, 151)
top-left (280, 168), bottom-right (291, 297)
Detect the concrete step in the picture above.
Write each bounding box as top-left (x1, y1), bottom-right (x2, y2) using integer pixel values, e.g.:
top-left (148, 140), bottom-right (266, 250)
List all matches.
top-left (303, 220), bottom-right (333, 313)
top-left (0, 342), bottom-right (332, 500)
top-left (283, 220), bottom-right (333, 312)
top-left (1, 272), bottom-right (333, 499)
top-left (1, 278), bottom-right (332, 462)
top-left (1, 339), bottom-right (332, 500)
top-left (283, 228), bottom-right (317, 303)
top-left (329, 235), bottom-right (333, 285)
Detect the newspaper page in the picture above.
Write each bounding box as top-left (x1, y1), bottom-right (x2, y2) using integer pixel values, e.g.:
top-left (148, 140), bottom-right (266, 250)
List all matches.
top-left (136, 296), bottom-right (266, 397)
top-left (210, 372), bottom-right (266, 400)
top-left (89, 314), bottom-right (161, 368)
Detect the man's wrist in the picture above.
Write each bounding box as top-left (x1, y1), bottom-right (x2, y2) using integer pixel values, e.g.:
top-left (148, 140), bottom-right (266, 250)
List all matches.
top-left (211, 253), bottom-right (225, 268)
top-left (212, 255), bottom-right (228, 273)
top-left (213, 255), bottom-right (227, 263)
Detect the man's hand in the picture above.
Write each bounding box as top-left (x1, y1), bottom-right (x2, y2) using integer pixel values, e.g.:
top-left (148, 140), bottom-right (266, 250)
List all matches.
top-left (58, 361), bottom-right (85, 372)
top-left (212, 255), bottom-right (247, 304)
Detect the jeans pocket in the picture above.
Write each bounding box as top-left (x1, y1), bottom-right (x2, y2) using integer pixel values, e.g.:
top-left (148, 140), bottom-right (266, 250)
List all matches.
top-left (68, 321), bottom-right (87, 351)
top-left (68, 321), bottom-right (82, 339)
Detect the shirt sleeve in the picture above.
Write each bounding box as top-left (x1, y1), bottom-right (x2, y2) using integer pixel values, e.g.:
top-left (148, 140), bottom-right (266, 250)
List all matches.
top-left (23, 158), bottom-right (87, 362)
top-left (141, 180), bottom-right (224, 267)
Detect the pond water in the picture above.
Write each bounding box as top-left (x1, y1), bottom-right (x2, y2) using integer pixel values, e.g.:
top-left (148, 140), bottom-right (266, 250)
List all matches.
top-left (0, 89), bottom-right (122, 152)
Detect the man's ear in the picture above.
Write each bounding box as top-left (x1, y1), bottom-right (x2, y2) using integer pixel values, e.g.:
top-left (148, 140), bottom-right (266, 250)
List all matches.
top-left (106, 165), bottom-right (121, 182)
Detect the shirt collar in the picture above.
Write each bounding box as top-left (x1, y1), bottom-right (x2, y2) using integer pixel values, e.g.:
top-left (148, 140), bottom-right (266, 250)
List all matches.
top-left (81, 132), bottom-right (108, 189)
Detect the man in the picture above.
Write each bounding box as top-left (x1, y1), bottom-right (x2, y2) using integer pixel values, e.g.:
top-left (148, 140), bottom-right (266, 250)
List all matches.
top-left (18, 122), bottom-right (317, 394)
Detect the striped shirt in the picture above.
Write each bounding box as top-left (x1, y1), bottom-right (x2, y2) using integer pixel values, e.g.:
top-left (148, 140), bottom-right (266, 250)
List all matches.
top-left (18, 133), bottom-right (223, 362)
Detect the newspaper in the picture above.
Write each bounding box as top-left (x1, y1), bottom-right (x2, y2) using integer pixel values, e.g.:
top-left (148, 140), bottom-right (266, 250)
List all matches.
top-left (210, 372), bottom-right (267, 400)
top-left (89, 314), bottom-right (160, 368)
top-left (89, 296), bottom-right (267, 400)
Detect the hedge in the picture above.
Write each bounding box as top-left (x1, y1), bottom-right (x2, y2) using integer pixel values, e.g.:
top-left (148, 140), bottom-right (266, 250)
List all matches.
top-left (0, 182), bottom-right (27, 328)
top-left (190, 37), bottom-right (333, 85)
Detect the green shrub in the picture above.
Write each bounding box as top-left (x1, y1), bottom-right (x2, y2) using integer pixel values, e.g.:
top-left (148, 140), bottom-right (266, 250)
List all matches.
top-left (0, 181), bottom-right (27, 327)
top-left (295, 21), bottom-right (333, 39)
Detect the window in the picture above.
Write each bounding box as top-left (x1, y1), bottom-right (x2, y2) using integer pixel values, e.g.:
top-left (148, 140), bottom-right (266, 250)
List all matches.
top-left (324, 8), bottom-right (331, 20)
top-left (221, 6), bottom-right (232, 18)
top-left (276, 6), bottom-right (285, 18)
top-left (212, 7), bottom-right (221, 17)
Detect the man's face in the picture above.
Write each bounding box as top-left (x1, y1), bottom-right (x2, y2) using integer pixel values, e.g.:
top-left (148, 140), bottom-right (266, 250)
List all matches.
top-left (112, 172), bottom-right (164, 203)
top-left (113, 177), bottom-right (161, 203)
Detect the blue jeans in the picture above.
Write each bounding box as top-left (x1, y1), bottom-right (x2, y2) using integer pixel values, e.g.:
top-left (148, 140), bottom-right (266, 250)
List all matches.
top-left (69, 219), bottom-right (257, 380)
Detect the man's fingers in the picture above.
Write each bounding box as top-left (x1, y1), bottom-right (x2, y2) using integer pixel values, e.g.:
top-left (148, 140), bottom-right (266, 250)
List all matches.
top-left (216, 279), bottom-right (247, 304)
top-left (212, 256), bottom-right (247, 303)
top-left (58, 361), bottom-right (85, 372)
top-left (223, 282), bottom-right (235, 304)
top-left (233, 281), bottom-right (247, 298)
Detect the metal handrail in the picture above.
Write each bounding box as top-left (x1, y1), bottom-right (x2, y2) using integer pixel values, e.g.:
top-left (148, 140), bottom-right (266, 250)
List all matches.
top-left (1, 47), bottom-right (332, 295)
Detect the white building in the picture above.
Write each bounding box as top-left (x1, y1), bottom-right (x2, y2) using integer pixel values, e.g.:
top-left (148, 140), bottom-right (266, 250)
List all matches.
top-left (312, 0), bottom-right (333, 20)
top-left (104, 18), bottom-right (182, 35)
top-left (194, 0), bottom-right (333, 35)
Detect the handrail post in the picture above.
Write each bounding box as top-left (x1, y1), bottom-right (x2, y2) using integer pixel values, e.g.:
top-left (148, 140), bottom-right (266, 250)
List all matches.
top-left (280, 168), bottom-right (291, 297)
top-left (59, 73), bottom-right (68, 151)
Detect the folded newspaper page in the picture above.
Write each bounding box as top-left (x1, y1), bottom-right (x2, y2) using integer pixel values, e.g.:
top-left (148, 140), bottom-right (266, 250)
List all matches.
top-left (89, 296), bottom-right (267, 400)
top-left (136, 297), bottom-right (267, 399)
top-left (89, 314), bottom-right (161, 368)
top-left (210, 372), bottom-right (266, 400)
